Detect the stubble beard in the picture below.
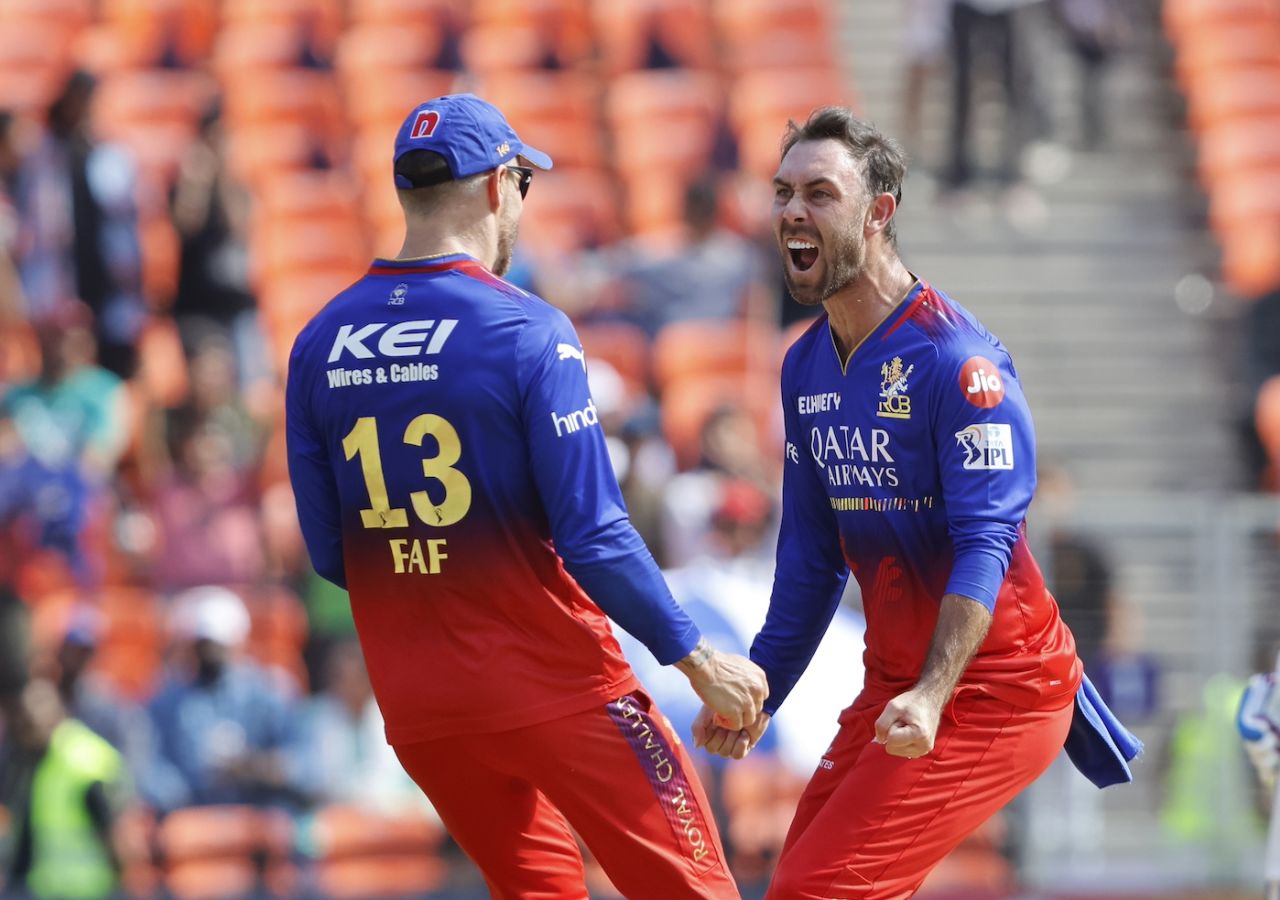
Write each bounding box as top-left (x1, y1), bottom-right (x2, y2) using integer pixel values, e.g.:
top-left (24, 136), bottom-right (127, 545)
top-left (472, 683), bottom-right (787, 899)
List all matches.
top-left (783, 224), bottom-right (866, 307)
top-left (493, 212), bottom-right (520, 276)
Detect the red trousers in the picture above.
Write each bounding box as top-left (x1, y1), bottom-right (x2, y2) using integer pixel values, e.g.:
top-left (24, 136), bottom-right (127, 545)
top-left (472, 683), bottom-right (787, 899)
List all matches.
top-left (766, 689), bottom-right (1074, 899)
top-left (394, 689), bottom-right (739, 899)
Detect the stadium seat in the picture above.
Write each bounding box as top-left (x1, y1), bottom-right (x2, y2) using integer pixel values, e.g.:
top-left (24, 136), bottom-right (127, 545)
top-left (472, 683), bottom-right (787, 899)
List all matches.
top-left (225, 123), bottom-right (338, 190)
top-left (660, 372), bottom-right (779, 469)
top-left (90, 70), bottom-right (214, 186)
top-left (0, 321), bottom-right (40, 385)
top-left (1185, 68), bottom-right (1280, 132)
top-left (478, 71), bottom-right (606, 170)
top-left (577, 321), bottom-right (651, 392)
top-left (221, 70), bottom-right (344, 135)
top-left (460, 23), bottom-right (563, 74)
top-left (592, 0), bottom-right (718, 74)
top-left (158, 806), bottom-right (295, 900)
top-left (1220, 220), bottom-right (1280, 298)
top-left (343, 70), bottom-right (465, 136)
top-left (1207, 170), bottom-right (1280, 239)
top-left (520, 168), bottom-right (623, 254)
top-left (94, 586), bottom-right (166, 700)
top-left (92, 0), bottom-right (220, 70)
top-left (653, 319), bottom-right (780, 390)
top-left (0, 21), bottom-right (75, 115)
top-left (0, 0), bottom-right (92, 31)
top-left (252, 217), bottom-right (369, 290)
top-left (606, 69), bottom-right (725, 179)
top-left (311, 805), bottom-right (448, 899)
top-left (712, 0), bottom-right (839, 73)
top-left (1255, 374), bottom-right (1280, 490)
top-left (730, 68), bottom-right (854, 179)
top-left (1164, 0), bottom-right (1279, 45)
top-left (136, 315), bottom-right (191, 408)
top-left (336, 23), bottom-right (449, 80)
top-left (1196, 117), bottom-right (1280, 187)
top-left (1173, 21), bottom-right (1280, 92)
top-left (253, 170), bottom-right (364, 233)
top-left (242, 584), bottom-right (310, 692)
top-left (212, 24), bottom-right (322, 76)
top-left (347, 0), bottom-right (467, 27)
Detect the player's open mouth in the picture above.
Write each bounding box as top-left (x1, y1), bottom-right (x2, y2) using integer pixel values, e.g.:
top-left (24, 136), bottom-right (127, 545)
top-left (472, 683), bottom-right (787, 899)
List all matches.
top-left (787, 239), bottom-right (819, 272)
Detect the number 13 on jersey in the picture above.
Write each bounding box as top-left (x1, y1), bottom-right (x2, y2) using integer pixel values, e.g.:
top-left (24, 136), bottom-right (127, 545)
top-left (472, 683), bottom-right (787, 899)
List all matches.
top-left (342, 413), bottom-right (472, 575)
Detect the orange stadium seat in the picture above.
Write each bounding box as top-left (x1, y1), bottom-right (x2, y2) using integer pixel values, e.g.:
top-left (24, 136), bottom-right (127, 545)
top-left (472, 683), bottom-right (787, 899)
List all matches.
top-left (460, 22), bottom-right (563, 74)
top-left (252, 217), bottom-right (370, 289)
top-left (520, 168), bottom-right (622, 254)
top-left (479, 71), bottom-right (606, 170)
top-left (712, 0), bottom-right (835, 40)
top-left (259, 270), bottom-right (366, 371)
top-left (225, 123), bottom-right (336, 190)
top-left (253, 170), bottom-right (363, 231)
top-left (136, 315), bottom-right (191, 408)
top-left (1196, 116), bottom-right (1280, 187)
top-left (606, 69), bottom-right (725, 174)
top-left (1256, 375), bottom-right (1280, 490)
top-left (336, 23), bottom-right (450, 80)
top-left (653, 319), bottom-right (780, 390)
top-left (221, 0), bottom-right (343, 33)
top-left (311, 805), bottom-right (447, 899)
top-left (0, 21), bottom-right (75, 116)
top-left (91, 70), bottom-right (213, 185)
top-left (243, 584), bottom-right (310, 692)
top-left (348, 0), bottom-right (467, 27)
top-left (731, 68), bottom-right (854, 178)
top-left (212, 24), bottom-right (320, 76)
top-left (1173, 21), bottom-right (1280, 92)
top-left (1208, 169), bottom-right (1280, 238)
top-left (618, 168), bottom-right (695, 237)
top-left (577, 321), bottom-right (651, 391)
top-left (1185, 68), bottom-right (1280, 132)
top-left (1164, 0), bottom-right (1280, 44)
top-left (592, 0), bottom-right (718, 74)
top-left (0, 0), bottom-right (92, 31)
top-left (90, 0), bottom-right (219, 70)
top-left (94, 586), bottom-right (165, 701)
top-left (343, 70), bottom-right (465, 135)
top-left (0, 321), bottom-right (40, 386)
top-left (1221, 220), bottom-right (1280, 298)
top-left (660, 372), bottom-right (778, 469)
top-left (158, 806), bottom-right (294, 900)
top-left (222, 70), bottom-right (344, 134)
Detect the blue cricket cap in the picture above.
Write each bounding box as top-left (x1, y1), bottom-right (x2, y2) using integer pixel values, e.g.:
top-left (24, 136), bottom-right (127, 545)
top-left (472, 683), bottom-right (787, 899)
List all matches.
top-left (392, 93), bottom-right (553, 189)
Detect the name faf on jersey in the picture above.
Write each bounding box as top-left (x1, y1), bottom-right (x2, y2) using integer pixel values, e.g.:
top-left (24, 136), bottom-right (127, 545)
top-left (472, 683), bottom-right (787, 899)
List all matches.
top-left (810, 425), bottom-right (899, 488)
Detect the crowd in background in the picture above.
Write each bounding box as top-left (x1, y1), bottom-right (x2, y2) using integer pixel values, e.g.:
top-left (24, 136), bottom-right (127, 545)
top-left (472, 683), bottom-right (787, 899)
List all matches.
top-left (0, 0), bottom-right (1263, 897)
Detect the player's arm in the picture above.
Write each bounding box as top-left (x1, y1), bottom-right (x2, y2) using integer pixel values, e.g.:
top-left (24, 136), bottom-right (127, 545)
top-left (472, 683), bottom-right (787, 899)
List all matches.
top-left (285, 336), bottom-right (347, 588)
top-left (517, 310), bottom-right (765, 725)
top-left (876, 348), bottom-right (1033, 758)
top-left (748, 354), bottom-right (850, 718)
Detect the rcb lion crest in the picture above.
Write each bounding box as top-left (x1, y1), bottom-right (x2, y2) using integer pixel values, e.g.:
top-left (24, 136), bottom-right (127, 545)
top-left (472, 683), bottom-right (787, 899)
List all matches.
top-left (877, 357), bottom-right (914, 420)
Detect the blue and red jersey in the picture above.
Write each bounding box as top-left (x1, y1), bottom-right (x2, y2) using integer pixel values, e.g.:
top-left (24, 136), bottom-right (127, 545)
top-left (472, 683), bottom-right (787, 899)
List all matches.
top-left (752, 280), bottom-right (1082, 717)
top-left (285, 254), bottom-right (700, 744)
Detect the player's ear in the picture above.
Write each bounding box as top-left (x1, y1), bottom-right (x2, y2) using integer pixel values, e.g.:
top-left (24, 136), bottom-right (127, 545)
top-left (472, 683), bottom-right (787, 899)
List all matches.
top-left (487, 166), bottom-right (504, 213)
top-left (866, 192), bottom-right (896, 238)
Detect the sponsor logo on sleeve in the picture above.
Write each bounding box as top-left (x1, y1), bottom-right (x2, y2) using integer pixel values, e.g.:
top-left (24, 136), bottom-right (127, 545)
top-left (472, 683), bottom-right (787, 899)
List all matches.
top-left (959, 356), bottom-right (1005, 408)
top-left (556, 342), bottom-right (587, 371)
top-left (955, 423), bottom-right (1014, 470)
top-left (551, 399), bottom-right (599, 437)
top-left (877, 356), bottom-right (914, 419)
top-left (786, 441), bottom-right (800, 464)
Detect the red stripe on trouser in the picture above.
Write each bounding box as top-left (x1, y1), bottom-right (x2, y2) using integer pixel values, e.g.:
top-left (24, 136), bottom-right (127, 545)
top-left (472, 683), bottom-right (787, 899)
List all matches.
top-left (607, 692), bottom-right (721, 875)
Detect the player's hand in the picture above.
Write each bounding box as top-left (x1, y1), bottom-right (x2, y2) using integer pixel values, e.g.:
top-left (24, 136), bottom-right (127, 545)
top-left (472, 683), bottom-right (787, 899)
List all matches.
top-left (693, 706), bottom-right (771, 760)
top-left (874, 688), bottom-right (944, 759)
top-left (677, 645), bottom-right (768, 730)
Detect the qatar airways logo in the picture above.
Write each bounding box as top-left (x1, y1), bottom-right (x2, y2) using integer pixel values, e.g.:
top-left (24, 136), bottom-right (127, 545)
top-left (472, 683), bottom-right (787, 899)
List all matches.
top-left (328, 320), bottom-right (458, 363)
top-left (810, 425), bottom-right (899, 488)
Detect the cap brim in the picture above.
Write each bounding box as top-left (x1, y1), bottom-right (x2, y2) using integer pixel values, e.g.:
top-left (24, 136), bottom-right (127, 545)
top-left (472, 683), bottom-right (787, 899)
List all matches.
top-left (518, 145), bottom-right (553, 171)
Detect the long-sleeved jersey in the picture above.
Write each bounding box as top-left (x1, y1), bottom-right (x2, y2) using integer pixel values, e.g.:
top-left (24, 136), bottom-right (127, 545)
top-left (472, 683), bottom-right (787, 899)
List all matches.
top-left (752, 280), bottom-right (1081, 716)
top-left (286, 254), bottom-right (700, 744)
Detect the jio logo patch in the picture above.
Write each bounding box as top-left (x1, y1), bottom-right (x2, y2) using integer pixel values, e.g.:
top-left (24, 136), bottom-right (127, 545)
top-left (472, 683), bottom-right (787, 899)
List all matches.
top-left (959, 356), bottom-right (1005, 408)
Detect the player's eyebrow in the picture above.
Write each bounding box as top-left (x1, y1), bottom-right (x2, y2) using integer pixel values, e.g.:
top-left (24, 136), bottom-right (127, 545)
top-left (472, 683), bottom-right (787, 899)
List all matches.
top-left (773, 176), bottom-right (839, 191)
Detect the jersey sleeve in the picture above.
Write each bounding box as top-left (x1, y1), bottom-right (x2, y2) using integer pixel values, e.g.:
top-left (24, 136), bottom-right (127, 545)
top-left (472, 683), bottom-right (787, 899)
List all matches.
top-left (750, 352), bottom-right (850, 716)
top-left (285, 335), bottom-right (347, 589)
top-left (516, 307), bottom-right (701, 665)
top-left (931, 345), bottom-right (1036, 610)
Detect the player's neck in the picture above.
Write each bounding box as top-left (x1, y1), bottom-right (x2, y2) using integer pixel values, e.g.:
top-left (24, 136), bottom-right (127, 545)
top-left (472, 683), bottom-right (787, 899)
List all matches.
top-left (823, 250), bottom-right (916, 366)
top-left (396, 220), bottom-right (495, 269)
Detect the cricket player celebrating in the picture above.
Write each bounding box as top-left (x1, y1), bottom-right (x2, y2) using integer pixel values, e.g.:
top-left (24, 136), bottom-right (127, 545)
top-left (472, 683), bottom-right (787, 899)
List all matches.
top-left (695, 107), bottom-right (1141, 897)
top-left (286, 94), bottom-right (766, 899)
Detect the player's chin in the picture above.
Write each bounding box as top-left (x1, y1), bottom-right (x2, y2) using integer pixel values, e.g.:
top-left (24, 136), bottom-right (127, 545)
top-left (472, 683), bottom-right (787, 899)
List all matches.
top-left (783, 269), bottom-right (827, 306)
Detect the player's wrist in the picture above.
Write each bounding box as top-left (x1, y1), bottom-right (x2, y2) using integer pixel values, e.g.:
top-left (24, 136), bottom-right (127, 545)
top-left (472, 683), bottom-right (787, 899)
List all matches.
top-left (674, 637), bottom-right (715, 677)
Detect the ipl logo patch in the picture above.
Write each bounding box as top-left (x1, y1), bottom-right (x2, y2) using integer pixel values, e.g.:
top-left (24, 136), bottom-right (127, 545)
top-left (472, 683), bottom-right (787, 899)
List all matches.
top-left (955, 423), bottom-right (1014, 471)
top-left (877, 356), bottom-right (914, 419)
top-left (388, 283), bottom-right (408, 306)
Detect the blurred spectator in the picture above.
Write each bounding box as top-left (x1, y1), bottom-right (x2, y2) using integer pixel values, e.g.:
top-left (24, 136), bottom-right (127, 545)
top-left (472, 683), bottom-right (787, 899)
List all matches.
top-left (40, 609), bottom-right (168, 812)
top-left (946, 0), bottom-right (1045, 189)
top-left (148, 414), bottom-right (265, 592)
top-left (661, 404), bottom-right (775, 567)
top-left (170, 102), bottom-right (266, 391)
top-left (292, 641), bottom-right (429, 816)
top-left (0, 111), bottom-right (26, 322)
top-left (2, 303), bottom-right (129, 480)
top-left (182, 328), bottom-right (267, 470)
top-left (146, 587), bottom-right (301, 811)
top-left (1052, 0), bottom-right (1129, 149)
top-left (613, 178), bottom-right (769, 337)
top-left (13, 72), bottom-right (145, 378)
top-left (901, 0), bottom-right (952, 156)
top-left (0, 406), bottom-right (91, 583)
top-left (0, 679), bottom-right (129, 900)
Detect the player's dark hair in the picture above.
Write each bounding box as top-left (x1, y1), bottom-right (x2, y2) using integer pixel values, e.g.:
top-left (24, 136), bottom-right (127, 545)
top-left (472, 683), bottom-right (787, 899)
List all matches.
top-left (394, 149), bottom-right (459, 211)
top-left (781, 106), bottom-right (906, 243)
